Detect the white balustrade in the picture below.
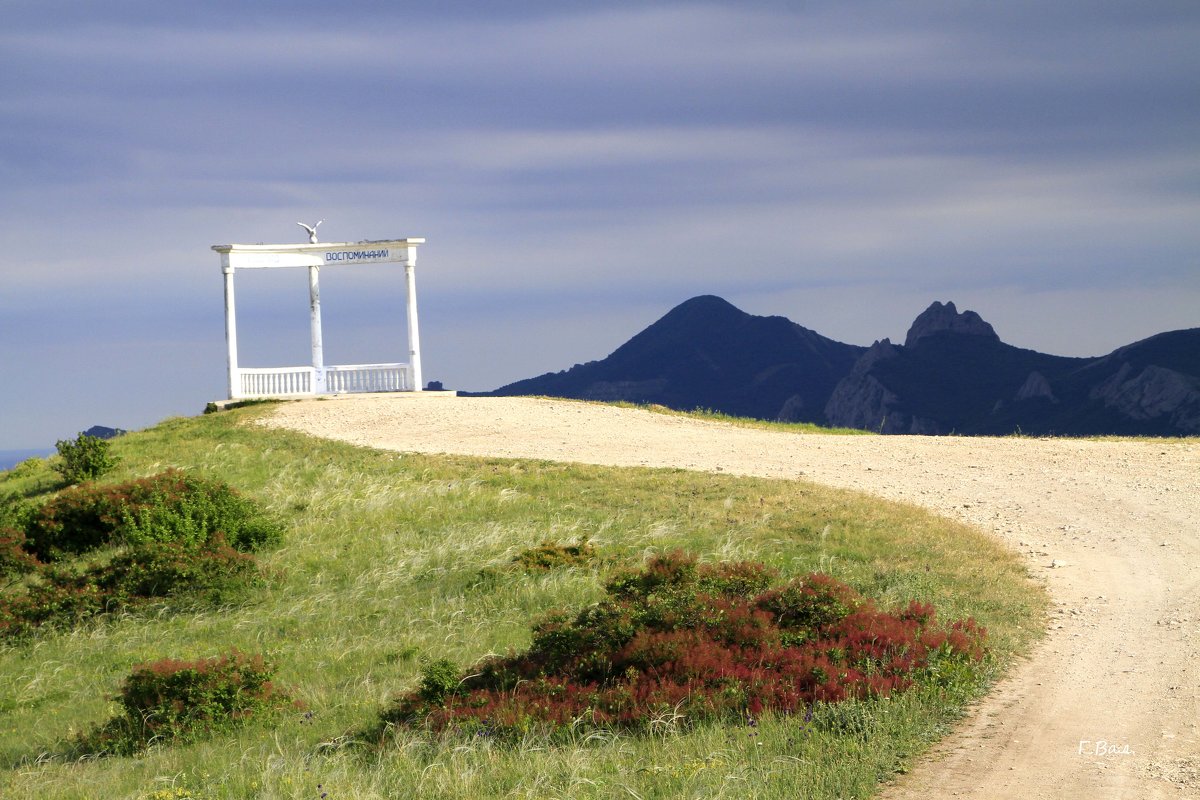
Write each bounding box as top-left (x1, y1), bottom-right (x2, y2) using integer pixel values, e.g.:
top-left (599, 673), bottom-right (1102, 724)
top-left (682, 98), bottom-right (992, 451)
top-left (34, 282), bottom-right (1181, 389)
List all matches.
top-left (325, 363), bottom-right (412, 393)
top-left (238, 367), bottom-right (314, 397)
top-left (234, 363), bottom-right (411, 399)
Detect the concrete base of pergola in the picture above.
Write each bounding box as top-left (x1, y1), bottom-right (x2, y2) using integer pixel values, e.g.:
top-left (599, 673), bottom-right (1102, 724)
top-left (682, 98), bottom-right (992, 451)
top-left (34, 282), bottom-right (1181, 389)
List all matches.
top-left (205, 389), bottom-right (458, 412)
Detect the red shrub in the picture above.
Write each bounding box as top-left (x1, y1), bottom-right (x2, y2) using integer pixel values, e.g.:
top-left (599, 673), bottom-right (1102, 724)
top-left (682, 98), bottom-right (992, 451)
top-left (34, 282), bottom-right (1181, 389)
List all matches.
top-left (77, 649), bottom-right (298, 755)
top-left (379, 553), bottom-right (988, 739)
top-left (0, 527), bottom-right (41, 577)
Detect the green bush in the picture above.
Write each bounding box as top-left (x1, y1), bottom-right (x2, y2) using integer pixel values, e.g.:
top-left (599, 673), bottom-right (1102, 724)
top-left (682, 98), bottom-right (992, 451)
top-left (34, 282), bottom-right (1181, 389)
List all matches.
top-left (418, 658), bottom-right (462, 703)
top-left (0, 537), bottom-right (264, 640)
top-left (512, 537), bottom-right (597, 572)
top-left (23, 469), bottom-right (282, 561)
top-left (77, 649), bottom-right (297, 755)
top-left (0, 493), bottom-right (35, 536)
top-left (697, 559), bottom-right (779, 597)
top-left (756, 573), bottom-right (865, 631)
top-left (604, 548), bottom-right (700, 601)
top-left (116, 475), bottom-right (282, 552)
top-left (1, 469), bottom-right (279, 641)
top-left (53, 433), bottom-right (118, 484)
top-left (93, 536), bottom-right (265, 606)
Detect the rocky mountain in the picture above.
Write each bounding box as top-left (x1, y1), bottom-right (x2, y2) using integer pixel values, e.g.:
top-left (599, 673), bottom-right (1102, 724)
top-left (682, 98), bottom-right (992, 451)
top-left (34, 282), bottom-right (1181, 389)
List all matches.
top-left (490, 296), bottom-right (1200, 436)
top-left (825, 301), bottom-right (1200, 435)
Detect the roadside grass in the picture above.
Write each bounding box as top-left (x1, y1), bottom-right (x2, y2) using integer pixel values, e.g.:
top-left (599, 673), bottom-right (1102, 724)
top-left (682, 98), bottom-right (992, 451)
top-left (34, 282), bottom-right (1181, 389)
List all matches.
top-left (1006, 430), bottom-right (1197, 443)
top-left (0, 406), bottom-right (1045, 799)
top-left (605, 400), bottom-right (873, 435)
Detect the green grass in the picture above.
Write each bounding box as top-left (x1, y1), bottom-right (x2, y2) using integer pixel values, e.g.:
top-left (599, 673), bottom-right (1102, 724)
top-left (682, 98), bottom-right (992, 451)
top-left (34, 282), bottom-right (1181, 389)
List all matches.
top-left (606, 400), bottom-right (874, 435)
top-left (0, 406), bottom-right (1046, 799)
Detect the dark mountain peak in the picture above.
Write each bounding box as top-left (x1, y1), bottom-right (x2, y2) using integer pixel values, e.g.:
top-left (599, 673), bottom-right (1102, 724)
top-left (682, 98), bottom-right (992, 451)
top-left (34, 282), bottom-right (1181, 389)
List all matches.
top-left (904, 301), bottom-right (999, 348)
top-left (610, 295), bottom-right (751, 358)
top-left (656, 295), bottom-right (747, 327)
top-left (492, 294), bottom-right (864, 424)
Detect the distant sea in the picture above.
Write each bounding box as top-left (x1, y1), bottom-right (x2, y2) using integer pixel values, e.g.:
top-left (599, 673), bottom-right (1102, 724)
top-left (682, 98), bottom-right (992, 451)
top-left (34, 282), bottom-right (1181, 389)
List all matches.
top-left (0, 449), bottom-right (54, 472)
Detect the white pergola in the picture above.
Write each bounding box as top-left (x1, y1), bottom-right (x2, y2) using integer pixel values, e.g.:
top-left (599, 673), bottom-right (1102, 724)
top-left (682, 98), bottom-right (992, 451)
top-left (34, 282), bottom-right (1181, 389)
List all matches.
top-left (212, 238), bottom-right (426, 400)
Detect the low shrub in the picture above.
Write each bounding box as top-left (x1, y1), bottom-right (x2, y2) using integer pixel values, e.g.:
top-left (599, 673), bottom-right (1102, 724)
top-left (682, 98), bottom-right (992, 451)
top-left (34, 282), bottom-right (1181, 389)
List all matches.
top-left (23, 469), bottom-right (281, 561)
top-left (0, 537), bottom-right (263, 640)
top-left (77, 649), bottom-right (297, 755)
top-left (53, 433), bottom-right (119, 484)
top-left (417, 658), bottom-right (463, 704)
top-left (0, 527), bottom-right (41, 578)
top-left (696, 559), bottom-right (778, 598)
top-left (92, 536), bottom-right (264, 606)
top-left (4, 456), bottom-right (51, 480)
top-left (379, 552), bottom-right (987, 739)
top-left (0, 494), bottom-right (35, 535)
top-left (1, 470), bottom-right (278, 641)
top-left (757, 572), bottom-right (866, 636)
top-left (512, 538), bottom-right (597, 572)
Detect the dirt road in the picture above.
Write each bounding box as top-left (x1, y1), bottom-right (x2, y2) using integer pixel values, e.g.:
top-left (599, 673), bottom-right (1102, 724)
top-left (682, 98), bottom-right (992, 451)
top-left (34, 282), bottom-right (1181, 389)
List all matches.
top-left (263, 395), bottom-right (1200, 799)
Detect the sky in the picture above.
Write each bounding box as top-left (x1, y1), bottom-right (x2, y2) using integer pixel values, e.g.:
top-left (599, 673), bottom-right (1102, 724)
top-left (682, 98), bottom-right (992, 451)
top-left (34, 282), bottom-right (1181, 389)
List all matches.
top-left (2, 1), bottom-right (1198, 449)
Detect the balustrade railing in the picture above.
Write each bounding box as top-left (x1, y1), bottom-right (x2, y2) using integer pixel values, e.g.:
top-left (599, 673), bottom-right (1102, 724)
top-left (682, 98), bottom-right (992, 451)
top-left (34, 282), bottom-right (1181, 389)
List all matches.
top-left (325, 363), bottom-right (412, 393)
top-left (234, 363), bottom-right (412, 399)
top-left (238, 367), bottom-right (314, 397)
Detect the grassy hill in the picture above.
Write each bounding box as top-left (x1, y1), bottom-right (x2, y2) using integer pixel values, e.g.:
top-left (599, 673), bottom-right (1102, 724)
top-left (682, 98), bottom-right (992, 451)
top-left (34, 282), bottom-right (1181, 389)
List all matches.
top-left (0, 406), bottom-right (1045, 799)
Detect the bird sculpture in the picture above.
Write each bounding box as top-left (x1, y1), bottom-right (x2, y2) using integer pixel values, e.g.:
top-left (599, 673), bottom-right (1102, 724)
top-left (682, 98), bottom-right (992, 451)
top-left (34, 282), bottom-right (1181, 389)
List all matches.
top-left (297, 220), bottom-right (324, 244)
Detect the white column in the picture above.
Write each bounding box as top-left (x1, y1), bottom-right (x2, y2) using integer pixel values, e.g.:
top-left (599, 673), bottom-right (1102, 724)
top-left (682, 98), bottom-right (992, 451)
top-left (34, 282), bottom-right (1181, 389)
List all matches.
top-left (405, 260), bottom-right (423, 391)
top-left (309, 265), bottom-right (325, 393)
top-left (223, 265), bottom-right (241, 399)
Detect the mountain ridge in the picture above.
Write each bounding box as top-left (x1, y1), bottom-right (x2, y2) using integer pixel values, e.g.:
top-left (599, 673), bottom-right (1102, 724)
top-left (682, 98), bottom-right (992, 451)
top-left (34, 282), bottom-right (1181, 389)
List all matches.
top-left (492, 295), bottom-right (866, 422)
top-left (489, 296), bottom-right (1200, 436)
